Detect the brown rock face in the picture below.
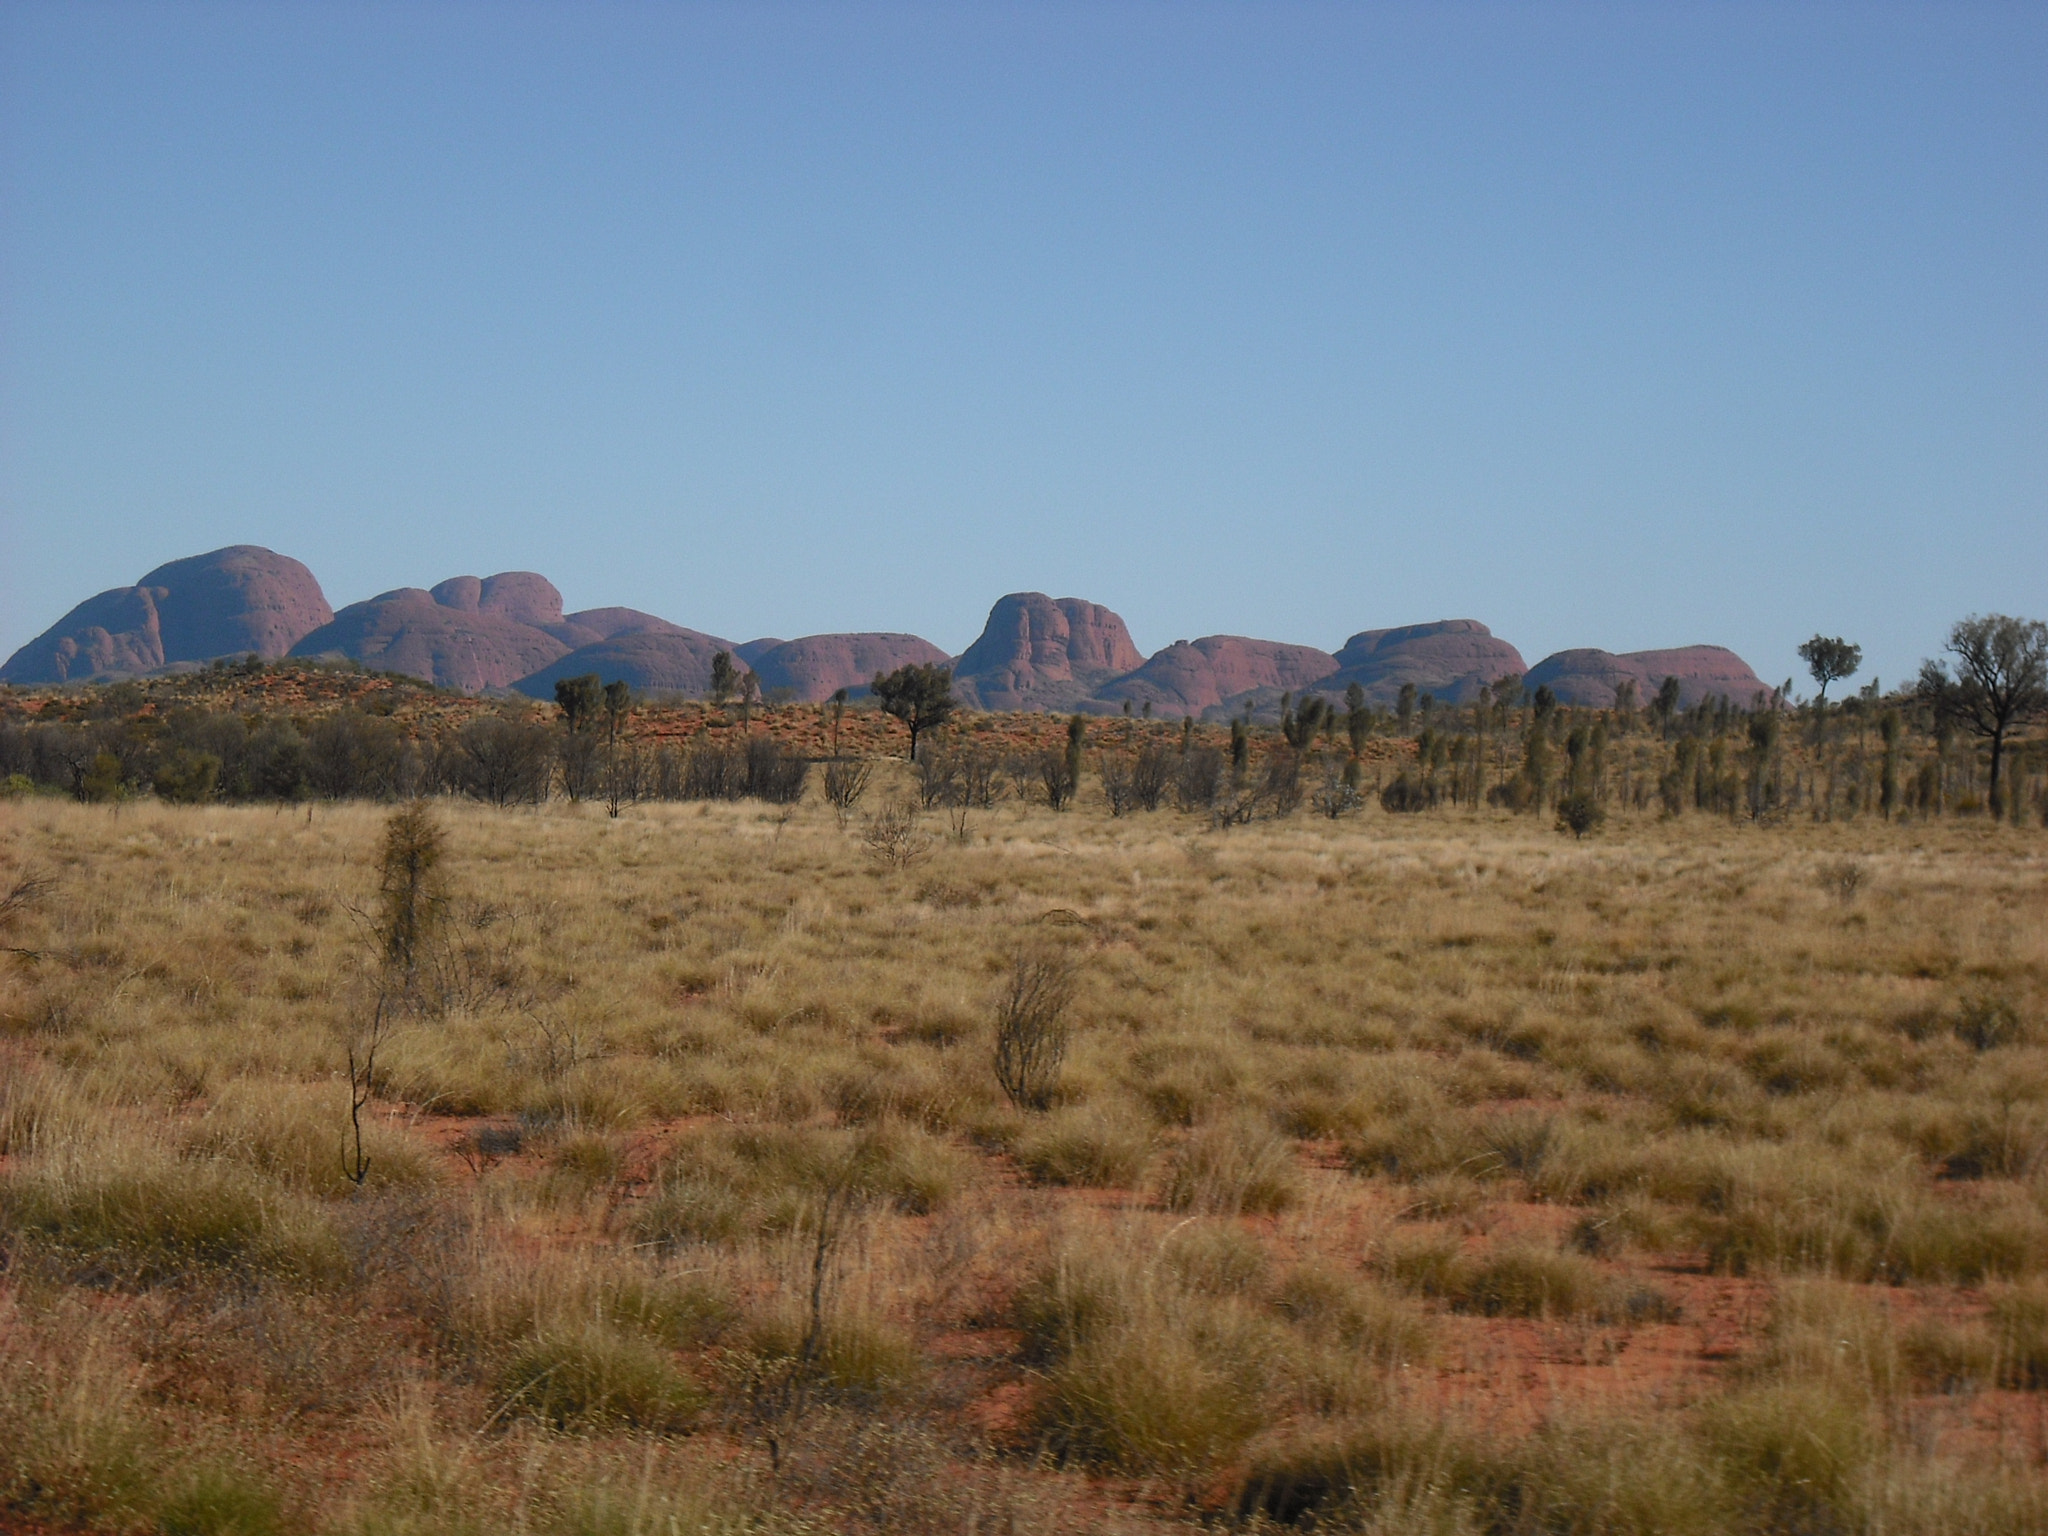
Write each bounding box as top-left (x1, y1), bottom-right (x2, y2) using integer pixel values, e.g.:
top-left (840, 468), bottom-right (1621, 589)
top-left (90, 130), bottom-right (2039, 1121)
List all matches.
top-left (1525, 646), bottom-right (1770, 710)
top-left (290, 576), bottom-right (576, 691)
top-left (1321, 620), bottom-right (1527, 707)
top-left (2, 545), bottom-right (332, 683)
top-left (748, 634), bottom-right (952, 703)
top-left (952, 593), bottom-right (1145, 712)
top-left (512, 629), bottom-right (738, 699)
top-left (1094, 636), bottom-right (1337, 717)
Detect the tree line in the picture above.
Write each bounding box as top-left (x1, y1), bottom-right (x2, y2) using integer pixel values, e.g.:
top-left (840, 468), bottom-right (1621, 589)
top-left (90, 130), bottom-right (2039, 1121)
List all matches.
top-left (2, 616), bottom-right (2042, 828)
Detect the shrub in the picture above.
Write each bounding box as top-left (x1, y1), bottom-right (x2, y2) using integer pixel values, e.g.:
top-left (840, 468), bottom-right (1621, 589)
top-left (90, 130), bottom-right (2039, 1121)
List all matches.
top-left (742, 1305), bottom-right (922, 1400)
top-left (1377, 1237), bottom-right (1672, 1321)
top-left (1555, 790), bottom-right (1604, 838)
top-left (633, 1121), bottom-right (962, 1252)
top-left (1698, 1384), bottom-right (1873, 1526)
top-left (1037, 1319), bottom-right (1268, 1472)
top-left (1013, 1106), bottom-right (1152, 1188)
top-left (186, 1081), bottom-right (437, 1199)
top-left (0, 1143), bottom-right (342, 1287)
top-left (158, 1462), bottom-right (285, 1536)
top-left (498, 1322), bottom-right (705, 1431)
top-left (991, 947), bottom-right (1079, 1112)
top-left (1161, 1114), bottom-right (1300, 1216)
top-left (1991, 1282), bottom-right (2048, 1387)
top-left (1272, 1262), bottom-right (1433, 1367)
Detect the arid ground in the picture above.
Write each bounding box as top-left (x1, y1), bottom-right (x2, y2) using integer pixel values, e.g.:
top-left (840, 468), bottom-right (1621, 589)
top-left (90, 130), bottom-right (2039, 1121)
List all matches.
top-left (3, 780), bottom-right (2047, 1533)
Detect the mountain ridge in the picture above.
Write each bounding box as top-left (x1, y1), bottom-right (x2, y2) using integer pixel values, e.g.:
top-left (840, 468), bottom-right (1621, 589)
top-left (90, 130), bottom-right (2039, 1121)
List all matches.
top-left (2, 545), bottom-right (1773, 713)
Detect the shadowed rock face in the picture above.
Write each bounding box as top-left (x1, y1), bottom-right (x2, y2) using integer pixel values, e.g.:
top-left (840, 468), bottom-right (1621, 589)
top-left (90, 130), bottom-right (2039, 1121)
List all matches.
top-left (953, 593), bottom-right (1145, 712)
top-left (750, 634), bottom-right (952, 703)
top-left (1525, 646), bottom-right (1770, 710)
top-left (1094, 636), bottom-right (1337, 717)
top-left (512, 629), bottom-right (738, 699)
top-left (1317, 620), bottom-right (1527, 707)
top-left (1, 545), bottom-right (332, 683)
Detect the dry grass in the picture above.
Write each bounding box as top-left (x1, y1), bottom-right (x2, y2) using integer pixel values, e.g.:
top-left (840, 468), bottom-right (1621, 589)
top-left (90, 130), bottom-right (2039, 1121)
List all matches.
top-left (2, 776), bottom-right (2046, 1531)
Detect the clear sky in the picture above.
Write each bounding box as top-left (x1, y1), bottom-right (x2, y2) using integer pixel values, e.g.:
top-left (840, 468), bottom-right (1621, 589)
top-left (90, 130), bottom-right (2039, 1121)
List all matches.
top-left (3, 1), bottom-right (2043, 692)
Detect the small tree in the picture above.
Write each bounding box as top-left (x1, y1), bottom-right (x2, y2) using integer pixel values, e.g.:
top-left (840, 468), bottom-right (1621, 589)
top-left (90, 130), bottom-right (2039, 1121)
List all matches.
top-left (822, 757), bottom-right (872, 828)
top-left (1918, 614), bottom-right (2048, 820)
top-left (1555, 792), bottom-right (1603, 839)
top-left (376, 803), bottom-right (445, 983)
top-left (553, 673), bottom-right (603, 732)
top-left (709, 650), bottom-right (738, 706)
top-left (992, 946), bottom-right (1079, 1112)
top-left (1650, 676), bottom-right (1682, 737)
top-left (871, 663), bottom-right (957, 761)
top-left (1396, 682), bottom-right (1417, 732)
top-left (1798, 636), bottom-right (1862, 707)
top-left (1345, 682), bottom-right (1369, 757)
top-left (603, 680), bottom-right (632, 817)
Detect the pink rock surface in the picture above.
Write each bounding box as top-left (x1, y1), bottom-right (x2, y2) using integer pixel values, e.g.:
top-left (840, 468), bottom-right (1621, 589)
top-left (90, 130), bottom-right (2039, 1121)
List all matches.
top-left (953, 593), bottom-right (1145, 711)
top-left (1095, 636), bottom-right (1338, 716)
top-left (512, 628), bottom-right (739, 699)
top-left (1322, 619), bottom-right (1528, 706)
top-left (290, 581), bottom-right (571, 690)
top-left (750, 633), bottom-right (952, 703)
top-left (3, 546), bottom-right (332, 682)
top-left (1525, 645), bottom-right (1771, 710)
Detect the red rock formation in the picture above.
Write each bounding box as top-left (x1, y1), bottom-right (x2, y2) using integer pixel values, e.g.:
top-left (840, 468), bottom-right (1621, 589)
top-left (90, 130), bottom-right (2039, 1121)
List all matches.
top-left (564, 607), bottom-right (687, 642)
top-left (749, 634), bottom-right (952, 704)
top-left (2, 546), bottom-right (332, 683)
top-left (1321, 620), bottom-right (1527, 707)
top-left (952, 594), bottom-right (1145, 712)
top-left (291, 580), bottom-right (572, 691)
top-left (1524, 646), bottom-right (1771, 710)
top-left (512, 629), bottom-right (739, 699)
top-left (1094, 637), bottom-right (1337, 716)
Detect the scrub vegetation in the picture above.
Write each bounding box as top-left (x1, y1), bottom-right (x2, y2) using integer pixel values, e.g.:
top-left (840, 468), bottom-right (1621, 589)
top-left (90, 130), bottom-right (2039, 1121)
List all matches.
top-left (2, 673), bottom-right (2046, 1532)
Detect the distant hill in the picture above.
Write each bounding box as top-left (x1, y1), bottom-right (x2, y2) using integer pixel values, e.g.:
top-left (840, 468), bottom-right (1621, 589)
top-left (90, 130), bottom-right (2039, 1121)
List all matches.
top-left (750, 634), bottom-right (952, 703)
top-left (1094, 636), bottom-right (1339, 717)
top-left (951, 593), bottom-right (1145, 712)
top-left (513, 628), bottom-right (738, 699)
top-left (1524, 646), bottom-right (1771, 710)
top-left (1, 545), bottom-right (332, 683)
top-left (1305, 620), bottom-right (1529, 709)
top-left (7, 546), bottom-right (1779, 718)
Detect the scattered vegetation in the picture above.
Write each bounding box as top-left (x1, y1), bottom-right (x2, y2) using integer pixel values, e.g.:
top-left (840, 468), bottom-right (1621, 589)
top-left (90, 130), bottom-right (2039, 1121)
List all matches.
top-left (0, 661), bottom-right (2045, 1532)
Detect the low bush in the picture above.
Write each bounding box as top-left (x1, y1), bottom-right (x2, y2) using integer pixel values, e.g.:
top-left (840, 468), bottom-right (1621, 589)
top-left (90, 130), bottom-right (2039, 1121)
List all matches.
top-left (634, 1120), bottom-right (964, 1251)
top-left (1012, 1105), bottom-right (1153, 1188)
top-left (0, 1140), bottom-right (342, 1287)
top-left (498, 1322), bottom-right (705, 1432)
top-left (1377, 1237), bottom-right (1674, 1322)
top-left (1160, 1114), bottom-right (1300, 1215)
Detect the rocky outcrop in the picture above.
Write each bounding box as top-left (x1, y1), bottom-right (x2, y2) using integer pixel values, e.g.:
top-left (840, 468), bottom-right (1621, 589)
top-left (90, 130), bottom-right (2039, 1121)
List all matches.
top-left (1094, 636), bottom-right (1337, 717)
top-left (750, 634), bottom-right (952, 704)
top-left (512, 628), bottom-right (738, 700)
top-left (733, 638), bottom-right (786, 669)
top-left (1525, 646), bottom-right (1771, 710)
top-left (559, 607), bottom-right (687, 645)
top-left (1, 545), bottom-right (332, 683)
top-left (290, 579), bottom-right (573, 691)
top-left (952, 594), bottom-right (1145, 712)
top-left (1316, 620), bottom-right (1527, 707)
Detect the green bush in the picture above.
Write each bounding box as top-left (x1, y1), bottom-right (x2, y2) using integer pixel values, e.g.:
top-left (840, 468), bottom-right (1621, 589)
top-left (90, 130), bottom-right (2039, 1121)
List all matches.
top-left (0, 1148), bottom-right (342, 1287)
top-left (158, 1462), bottom-right (284, 1536)
top-left (498, 1323), bottom-right (704, 1431)
top-left (1161, 1114), bottom-right (1300, 1215)
top-left (1013, 1106), bottom-right (1153, 1188)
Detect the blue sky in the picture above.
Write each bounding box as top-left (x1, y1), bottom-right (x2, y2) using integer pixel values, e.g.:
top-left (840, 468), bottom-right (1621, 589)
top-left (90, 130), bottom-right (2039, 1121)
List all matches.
top-left (3, 1), bottom-right (2043, 691)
